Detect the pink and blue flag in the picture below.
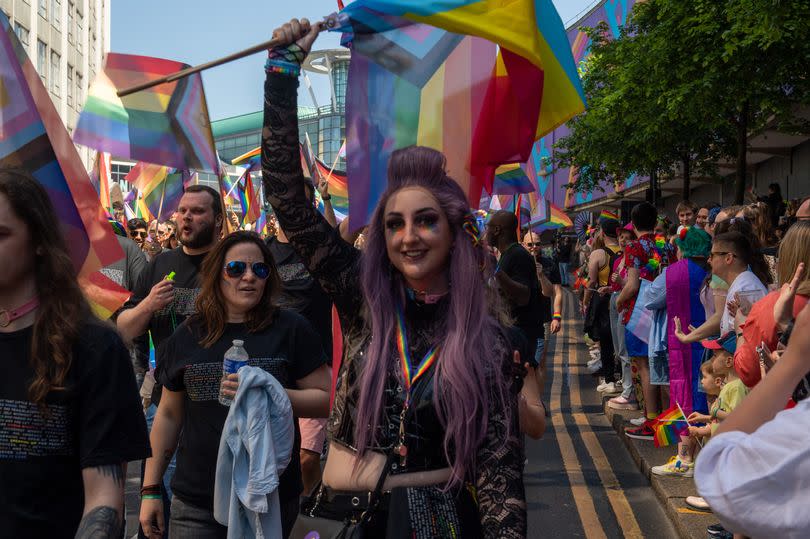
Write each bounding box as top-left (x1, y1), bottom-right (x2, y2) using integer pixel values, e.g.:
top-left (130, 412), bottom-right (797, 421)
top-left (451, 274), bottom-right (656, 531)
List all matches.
top-left (0, 13), bottom-right (128, 317)
top-left (73, 53), bottom-right (218, 173)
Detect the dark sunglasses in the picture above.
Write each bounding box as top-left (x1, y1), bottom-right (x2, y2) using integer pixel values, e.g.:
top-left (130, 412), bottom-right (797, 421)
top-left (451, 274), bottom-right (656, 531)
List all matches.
top-left (525, 242), bottom-right (543, 247)
top-left (131, 231), bottom-right (147, 238)
top-left (223, 261), bottom-right (271, 280)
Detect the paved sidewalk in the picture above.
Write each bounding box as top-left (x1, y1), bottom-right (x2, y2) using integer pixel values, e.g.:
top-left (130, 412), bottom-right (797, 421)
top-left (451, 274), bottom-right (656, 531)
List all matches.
top-left (603, 401), bottom-right (719, 539)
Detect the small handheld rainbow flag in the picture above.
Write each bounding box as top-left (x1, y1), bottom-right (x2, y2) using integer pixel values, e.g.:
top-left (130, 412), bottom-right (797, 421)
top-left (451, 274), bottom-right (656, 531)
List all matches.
top-left (599, 210), bottom-right (619, 221)
top-left (653, 405), bottom-right (689, 448)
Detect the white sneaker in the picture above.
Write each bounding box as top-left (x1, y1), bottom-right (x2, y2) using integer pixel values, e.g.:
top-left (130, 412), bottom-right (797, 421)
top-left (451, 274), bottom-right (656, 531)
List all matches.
top-left (586, 359), bottom-right (602, 374)
top-left (589, 348), bottom-right (601, 361)
top-left (629, 417), bottom-right (646, 427)
top-left (598, 382), bottom-right (619, 394)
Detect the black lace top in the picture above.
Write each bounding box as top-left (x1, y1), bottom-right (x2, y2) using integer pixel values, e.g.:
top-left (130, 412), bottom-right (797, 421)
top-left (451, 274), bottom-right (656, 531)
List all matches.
top-left (261, 72), bottom-right (527, 538)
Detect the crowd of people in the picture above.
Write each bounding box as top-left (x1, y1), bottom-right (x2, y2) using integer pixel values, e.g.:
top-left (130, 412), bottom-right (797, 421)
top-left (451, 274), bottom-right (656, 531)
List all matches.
top-left (2, 17), bottom-right (810, 539)
top-left (571, 193), bottom-right (810, 538)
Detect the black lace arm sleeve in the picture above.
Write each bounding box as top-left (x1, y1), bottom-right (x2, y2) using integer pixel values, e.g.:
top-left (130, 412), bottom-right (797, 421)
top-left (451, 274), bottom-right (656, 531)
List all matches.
top-left (475, 361), bottom-right (527, 538)
top-left (261, 72), bottom-right (362, 319)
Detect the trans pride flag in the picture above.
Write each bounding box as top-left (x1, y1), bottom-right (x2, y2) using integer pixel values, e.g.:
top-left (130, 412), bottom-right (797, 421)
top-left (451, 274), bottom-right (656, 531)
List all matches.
top-left (74, 53), bottom-right (218, 173)
top-left (0, 13), bottom-right (128, 318)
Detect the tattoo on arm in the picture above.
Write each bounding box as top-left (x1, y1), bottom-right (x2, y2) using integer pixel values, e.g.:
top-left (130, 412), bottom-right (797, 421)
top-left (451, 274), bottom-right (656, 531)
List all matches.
top-left (74, 506), bottom-right (122, 539)
top-left (94, 464), bottom-right (125, 488)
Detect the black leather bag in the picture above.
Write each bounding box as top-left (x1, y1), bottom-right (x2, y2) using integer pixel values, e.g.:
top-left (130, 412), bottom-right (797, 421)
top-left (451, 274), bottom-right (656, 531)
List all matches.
top-left (290, 453), bottom-right (394, 539)
top-left (291, 371), bottom-right (432, 539)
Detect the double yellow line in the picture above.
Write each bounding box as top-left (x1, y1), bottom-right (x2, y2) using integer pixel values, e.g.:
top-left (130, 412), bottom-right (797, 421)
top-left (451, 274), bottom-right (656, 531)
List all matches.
top-left (546, 292), bottom-right (643, 538)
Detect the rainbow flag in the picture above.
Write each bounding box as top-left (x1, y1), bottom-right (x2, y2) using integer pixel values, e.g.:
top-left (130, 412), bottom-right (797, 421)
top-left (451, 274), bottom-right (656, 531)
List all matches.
top-left (492, 163), bottom-right (535, 195)
top-left (600, 209), bottom-right (619, 221)
top-left (237, 170), bottom-right (261, 225)
top-left (653, 405), bottom-right (689, 448)
top-left (337, 0), bottom-right (585, 137)
top-left (336, 2), bottom-right (580, 231)
top-left (73, 53), bottom-right (218, 173)
top-left (125, 162), bottom-right (186, 221)
top-left (0, 13), bottom-right (127, 317)
top-left (89, 151), bottom-right (112, 212)
top-left (313, 156), bottom-right (349, 220)
top-left (532, 201), bottom-right (573, 231)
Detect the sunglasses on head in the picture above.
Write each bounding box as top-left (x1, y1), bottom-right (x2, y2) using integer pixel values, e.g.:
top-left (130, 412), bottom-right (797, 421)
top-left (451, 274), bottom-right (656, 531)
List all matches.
top-left (224, 261), bottom-right (271, 280)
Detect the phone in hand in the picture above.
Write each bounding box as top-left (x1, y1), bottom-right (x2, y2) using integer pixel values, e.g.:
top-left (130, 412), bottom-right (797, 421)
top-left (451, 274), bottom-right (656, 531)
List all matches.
top-left (757, 340), bottom-right (774, 373)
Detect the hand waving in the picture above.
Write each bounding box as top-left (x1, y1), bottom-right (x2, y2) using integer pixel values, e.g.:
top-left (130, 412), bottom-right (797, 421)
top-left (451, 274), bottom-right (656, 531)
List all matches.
top-left (774, 262), bottom-right (805, 333)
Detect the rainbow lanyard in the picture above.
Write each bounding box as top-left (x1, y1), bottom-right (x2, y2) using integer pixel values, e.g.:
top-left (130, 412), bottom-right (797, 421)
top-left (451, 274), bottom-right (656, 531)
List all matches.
top-left (394, 304), bottom-right (439, 465)
top-left (395, 305), bottom-right (439, 405)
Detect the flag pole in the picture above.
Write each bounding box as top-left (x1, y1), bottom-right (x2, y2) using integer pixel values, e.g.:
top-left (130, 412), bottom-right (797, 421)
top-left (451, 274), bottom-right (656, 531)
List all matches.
top-left (115, 15), bottom-right (340, 98)
top-left (117, 37), bottom-right (282, 97)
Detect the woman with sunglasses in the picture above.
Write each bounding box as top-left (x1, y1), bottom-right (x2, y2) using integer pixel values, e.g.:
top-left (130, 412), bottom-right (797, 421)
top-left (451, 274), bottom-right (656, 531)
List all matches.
top-left (140, 231), bottom-right (331, 538)
top-left (260, 20), bottom-right (525, 537)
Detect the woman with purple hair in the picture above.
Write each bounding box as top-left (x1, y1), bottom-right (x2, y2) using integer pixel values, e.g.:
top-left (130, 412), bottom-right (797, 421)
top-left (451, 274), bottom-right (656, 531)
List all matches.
top-left (261, 19), bottom-right (526, 538)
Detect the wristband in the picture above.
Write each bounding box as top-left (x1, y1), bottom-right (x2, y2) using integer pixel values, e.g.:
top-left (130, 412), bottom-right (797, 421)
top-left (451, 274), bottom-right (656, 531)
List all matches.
top-left (322, 195), bottom-right (331, 201)
top-left (140, 484), bottom-right (161, 496)
top-left (141, 494), bottom-right (162, 500)
top-left (552, 312), bottom-right (562, 320)
top-left (265, 58), bottom-right (300, 77)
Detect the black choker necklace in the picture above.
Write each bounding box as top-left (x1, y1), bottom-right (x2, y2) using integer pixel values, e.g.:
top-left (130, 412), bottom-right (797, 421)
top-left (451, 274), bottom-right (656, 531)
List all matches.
top-left (406, 287), bottom-right (448, 305)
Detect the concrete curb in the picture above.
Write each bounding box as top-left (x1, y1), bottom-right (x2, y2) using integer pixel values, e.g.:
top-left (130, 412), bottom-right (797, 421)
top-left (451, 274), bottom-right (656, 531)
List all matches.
top-left (601, 396), bottom-right (716, 539)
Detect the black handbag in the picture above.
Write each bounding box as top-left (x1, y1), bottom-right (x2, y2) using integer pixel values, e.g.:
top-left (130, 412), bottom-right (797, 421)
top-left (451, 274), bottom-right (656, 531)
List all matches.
top-left (289, 452), bottom-right (395, 539)
top-left (291, 371), bottom-right (433, 539)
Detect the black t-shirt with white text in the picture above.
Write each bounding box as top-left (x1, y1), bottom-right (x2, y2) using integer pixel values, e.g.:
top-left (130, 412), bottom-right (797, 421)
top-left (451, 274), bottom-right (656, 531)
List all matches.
top-left (498, 244), bottom-right (543, 341)
top-left (0, 321), bottom-right (150, 539)
top-left (124, 247), bottom-right (207, 352)
top-left (156, 310), bottom-right (327, 510)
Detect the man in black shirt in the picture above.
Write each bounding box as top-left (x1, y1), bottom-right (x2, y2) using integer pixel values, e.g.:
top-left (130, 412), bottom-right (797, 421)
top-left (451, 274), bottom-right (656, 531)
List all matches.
top-left (117, 185), bottom-right (222, 536)
top-left (488, 211), bottom-right (543, 366)
top-left (523, 231), bottom-right (563, 405)
top-left (118, 185), bottom-right (223, 351)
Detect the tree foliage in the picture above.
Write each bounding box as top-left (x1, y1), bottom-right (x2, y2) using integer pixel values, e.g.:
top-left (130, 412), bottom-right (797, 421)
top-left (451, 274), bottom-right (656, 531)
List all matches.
top-left (556, 0), bottom-right (810, 202)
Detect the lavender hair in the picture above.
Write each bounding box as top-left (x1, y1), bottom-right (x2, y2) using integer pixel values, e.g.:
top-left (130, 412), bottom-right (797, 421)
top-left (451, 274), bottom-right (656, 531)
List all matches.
top-left (355, 146), bottom-right (512, 488)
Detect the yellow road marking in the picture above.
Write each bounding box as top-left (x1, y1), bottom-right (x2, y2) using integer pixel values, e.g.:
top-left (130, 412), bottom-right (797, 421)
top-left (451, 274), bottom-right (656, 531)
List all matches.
top-left (564, 295), bottom-right (645, 539)
top-left (548, 298), bottom-right (607, 539)
top-left (676, 508), bottom-right (713, 515)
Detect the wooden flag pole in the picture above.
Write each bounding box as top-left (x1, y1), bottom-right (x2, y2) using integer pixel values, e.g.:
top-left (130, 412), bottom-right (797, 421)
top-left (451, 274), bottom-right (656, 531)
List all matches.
top-left (116, 37), bottom-right (283, 97)
top-left (115, 16), bottom-right (341, 97)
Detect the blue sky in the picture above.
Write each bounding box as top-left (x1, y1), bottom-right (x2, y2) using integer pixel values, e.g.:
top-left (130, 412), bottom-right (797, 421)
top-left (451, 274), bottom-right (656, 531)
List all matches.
top-left (112, 0), bottom-right (598, 121)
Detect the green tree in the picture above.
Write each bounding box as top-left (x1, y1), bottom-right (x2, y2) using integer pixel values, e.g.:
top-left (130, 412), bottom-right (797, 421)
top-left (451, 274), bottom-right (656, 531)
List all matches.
top-left (556, 0), bottom-right (810, 203)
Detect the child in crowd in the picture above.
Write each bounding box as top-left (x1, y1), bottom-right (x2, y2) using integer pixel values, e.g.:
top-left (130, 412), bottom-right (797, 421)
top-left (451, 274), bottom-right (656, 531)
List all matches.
top-left (651, 359), bottom-right (724, 477)
top-left (704, 333), bottom-right (749, 433)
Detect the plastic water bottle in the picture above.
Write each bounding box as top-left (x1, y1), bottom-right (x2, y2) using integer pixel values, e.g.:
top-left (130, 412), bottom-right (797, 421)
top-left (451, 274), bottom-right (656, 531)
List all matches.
top-left (218, 339), bottom-right (249, 406)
